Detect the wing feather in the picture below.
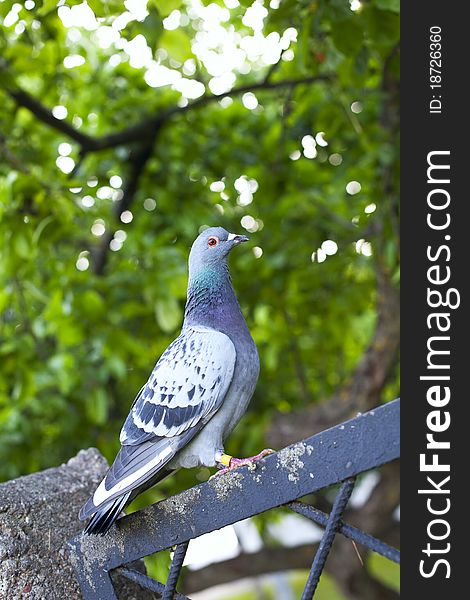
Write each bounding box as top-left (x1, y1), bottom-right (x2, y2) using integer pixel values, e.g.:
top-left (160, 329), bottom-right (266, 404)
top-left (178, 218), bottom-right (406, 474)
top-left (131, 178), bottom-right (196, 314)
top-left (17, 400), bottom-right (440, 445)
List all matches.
top-left (120, 326), bottom-right (236, 444)
top-left (80, 326), bottom-right (236, 519)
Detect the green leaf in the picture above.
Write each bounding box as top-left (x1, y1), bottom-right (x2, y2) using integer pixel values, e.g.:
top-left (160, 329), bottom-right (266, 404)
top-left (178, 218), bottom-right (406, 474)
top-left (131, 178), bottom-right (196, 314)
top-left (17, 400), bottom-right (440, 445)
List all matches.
top-left (36, 0), bottom-right (59, 17)
top-left (140, 9), bottom-right (164, 53)
top-left (80, 290), bottom-right (106, 319)
top-left (13, 234), bottom-right (30, 259)
top-left (296, 14), bottom-right (313, 72)
top-left (155, 297), bottom-right (182, 333)
top-left (0, 290), bottom-right (9, 314)
top-left (327, 0), bottom-right (356, 21)
top-left (87, 0), bottom-right (124, 17)
top-left (32, 216), bottom-right (55, 246)
top-left (362, 6), bottom-right (400, 47)
top-left (0, 67), bottom-right (16, 88)
top-left (354, 46), bottom-right (369, 75)
top-left (374, 0), bottom-right (400, 13)
top-left (86, 389), bottom-right (108, 425)
top-left (330, 17), bottom-right (364, 56)
top-left (152, 0), bottom-right (182, 17)
top-left (106, 355), bottom-right (128, 379)
top-left (159, 29), bottom-right (192, 62)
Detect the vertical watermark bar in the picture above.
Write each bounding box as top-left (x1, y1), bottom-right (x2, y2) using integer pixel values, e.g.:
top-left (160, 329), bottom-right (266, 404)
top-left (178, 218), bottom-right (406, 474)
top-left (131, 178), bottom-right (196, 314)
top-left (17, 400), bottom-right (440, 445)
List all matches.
top-left (402, 2), bottom-right (467, 597)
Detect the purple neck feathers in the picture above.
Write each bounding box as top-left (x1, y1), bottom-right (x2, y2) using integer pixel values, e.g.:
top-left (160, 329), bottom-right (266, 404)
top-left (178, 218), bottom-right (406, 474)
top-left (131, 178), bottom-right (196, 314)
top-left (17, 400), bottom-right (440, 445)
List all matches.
top-left (183, 266), bottom-right (248, 335)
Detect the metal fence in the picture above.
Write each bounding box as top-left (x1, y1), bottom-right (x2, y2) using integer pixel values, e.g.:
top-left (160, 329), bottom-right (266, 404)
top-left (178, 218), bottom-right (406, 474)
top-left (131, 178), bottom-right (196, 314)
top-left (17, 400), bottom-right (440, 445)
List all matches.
top-left (69, 398), bottom-right (400, 599)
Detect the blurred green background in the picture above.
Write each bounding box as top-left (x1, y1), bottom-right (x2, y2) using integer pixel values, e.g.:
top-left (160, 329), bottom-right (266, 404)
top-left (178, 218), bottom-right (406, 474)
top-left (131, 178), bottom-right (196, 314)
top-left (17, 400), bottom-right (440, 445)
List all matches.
top-left (0, 0), bottom-right (399, 598)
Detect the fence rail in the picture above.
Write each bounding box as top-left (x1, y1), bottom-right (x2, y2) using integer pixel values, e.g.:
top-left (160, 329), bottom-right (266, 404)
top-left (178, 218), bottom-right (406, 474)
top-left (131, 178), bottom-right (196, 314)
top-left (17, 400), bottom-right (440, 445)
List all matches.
top-left (69, 398), bottom-right (400, 599)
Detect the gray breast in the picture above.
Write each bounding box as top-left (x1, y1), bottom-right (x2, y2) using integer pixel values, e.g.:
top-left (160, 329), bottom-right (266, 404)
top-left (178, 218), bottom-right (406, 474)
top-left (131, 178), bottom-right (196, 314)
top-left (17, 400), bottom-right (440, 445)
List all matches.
top-left (222, 335), bottom-right (259, 438)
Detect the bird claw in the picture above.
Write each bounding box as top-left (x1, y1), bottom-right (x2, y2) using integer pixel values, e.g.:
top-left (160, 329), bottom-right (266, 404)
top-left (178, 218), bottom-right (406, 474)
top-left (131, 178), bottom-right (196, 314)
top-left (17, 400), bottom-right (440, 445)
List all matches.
top-left (211, 448), bottom-right (275, 478)
top-left (252, 448), bottom-right (275, 460)
top-left (209, 468), bottom-right (229, 479)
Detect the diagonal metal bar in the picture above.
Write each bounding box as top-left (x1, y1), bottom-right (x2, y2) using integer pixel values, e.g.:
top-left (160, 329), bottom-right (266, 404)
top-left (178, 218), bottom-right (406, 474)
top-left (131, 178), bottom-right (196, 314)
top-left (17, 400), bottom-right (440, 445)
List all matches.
top-left (69, 399), bottom-right (400, 599)
top-left (117, 567), bottom-right (189, 599)
top-left (162, 541), bottom-right (190, 600)
top-left (288, 501), bottom-right (400, 563)
top-left (301, 478), bottom-right (356, 600)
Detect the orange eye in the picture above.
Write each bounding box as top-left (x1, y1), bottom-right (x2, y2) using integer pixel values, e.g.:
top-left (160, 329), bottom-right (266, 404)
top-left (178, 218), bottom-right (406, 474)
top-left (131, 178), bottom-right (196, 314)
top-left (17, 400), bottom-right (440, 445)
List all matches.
top-left (207, 236), bottom-right (220, 247)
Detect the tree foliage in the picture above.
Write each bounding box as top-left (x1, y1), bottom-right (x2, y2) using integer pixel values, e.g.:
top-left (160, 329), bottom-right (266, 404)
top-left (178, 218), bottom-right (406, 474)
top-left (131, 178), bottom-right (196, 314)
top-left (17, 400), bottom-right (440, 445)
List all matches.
top-left (1, 0), bottom-right (398, 541)
top-left (1, 1), bottom-right (399, 596)
top-left (1, 0), bottom-right (398, 479)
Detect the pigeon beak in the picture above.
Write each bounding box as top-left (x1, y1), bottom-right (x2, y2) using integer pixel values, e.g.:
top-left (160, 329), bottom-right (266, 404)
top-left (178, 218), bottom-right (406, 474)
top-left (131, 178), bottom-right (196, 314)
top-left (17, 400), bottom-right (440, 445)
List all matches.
top-left (227, 232), bottom-right (249, 245)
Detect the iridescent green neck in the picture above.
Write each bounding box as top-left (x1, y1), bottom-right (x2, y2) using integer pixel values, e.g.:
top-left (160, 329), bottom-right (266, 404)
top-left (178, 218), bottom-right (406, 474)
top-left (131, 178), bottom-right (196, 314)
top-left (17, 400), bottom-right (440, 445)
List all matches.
top-left (190, 266), bottom-right (227, 290)
top-left (184, 264), bottom-right (244, 331)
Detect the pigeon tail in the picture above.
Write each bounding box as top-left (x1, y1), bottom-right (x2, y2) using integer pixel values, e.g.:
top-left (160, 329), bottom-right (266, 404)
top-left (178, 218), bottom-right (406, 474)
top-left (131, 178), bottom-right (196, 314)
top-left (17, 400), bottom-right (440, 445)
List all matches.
top-left (83, 491), bottom-right (131, 535)
top-left (82, 467), bottom-right (175, 535)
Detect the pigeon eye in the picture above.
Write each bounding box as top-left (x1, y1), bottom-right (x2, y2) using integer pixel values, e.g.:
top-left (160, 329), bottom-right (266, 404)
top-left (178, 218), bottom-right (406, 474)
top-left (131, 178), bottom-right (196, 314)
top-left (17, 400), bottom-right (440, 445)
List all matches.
top-left (207, 236), bottom-right (220, 247)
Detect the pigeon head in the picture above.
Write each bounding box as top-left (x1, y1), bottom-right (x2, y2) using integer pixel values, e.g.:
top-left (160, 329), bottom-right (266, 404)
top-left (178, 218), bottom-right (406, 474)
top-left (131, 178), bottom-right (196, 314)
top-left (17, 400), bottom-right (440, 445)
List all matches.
top-left (188, 226), bottom-right (248, 277)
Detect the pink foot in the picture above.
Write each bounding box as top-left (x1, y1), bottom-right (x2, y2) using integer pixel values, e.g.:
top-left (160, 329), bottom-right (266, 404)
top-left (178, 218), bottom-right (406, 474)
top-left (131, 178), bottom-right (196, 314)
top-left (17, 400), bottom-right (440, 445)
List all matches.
top-left (213, 448), bottom-right (275, 477)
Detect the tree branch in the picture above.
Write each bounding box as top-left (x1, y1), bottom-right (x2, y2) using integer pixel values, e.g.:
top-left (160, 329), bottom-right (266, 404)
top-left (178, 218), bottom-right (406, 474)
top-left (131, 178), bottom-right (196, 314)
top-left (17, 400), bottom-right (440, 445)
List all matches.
top-left (152, 74), bottom-right (333, 125)
top-left (7, 88), bottom-right (98, 150)
top-left (91, 139), bottom-right (157, 275)
top-left (4, 74), bottom-right (332, 153)
top-left (182, 543), bottom-right (318, 594)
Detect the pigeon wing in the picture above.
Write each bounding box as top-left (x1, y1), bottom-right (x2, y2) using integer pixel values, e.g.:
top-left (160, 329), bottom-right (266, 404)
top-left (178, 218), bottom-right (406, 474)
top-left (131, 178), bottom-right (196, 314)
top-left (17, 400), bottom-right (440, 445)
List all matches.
top-left (80, 326), bottom-right (236, 519)
top-left (120, 325), bottom-right (236, 444)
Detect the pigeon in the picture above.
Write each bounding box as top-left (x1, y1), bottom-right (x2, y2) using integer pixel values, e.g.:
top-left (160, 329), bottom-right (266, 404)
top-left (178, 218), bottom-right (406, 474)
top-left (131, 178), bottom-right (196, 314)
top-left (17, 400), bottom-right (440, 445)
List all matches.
top-left (80, 226), bottom-right (272, 535)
